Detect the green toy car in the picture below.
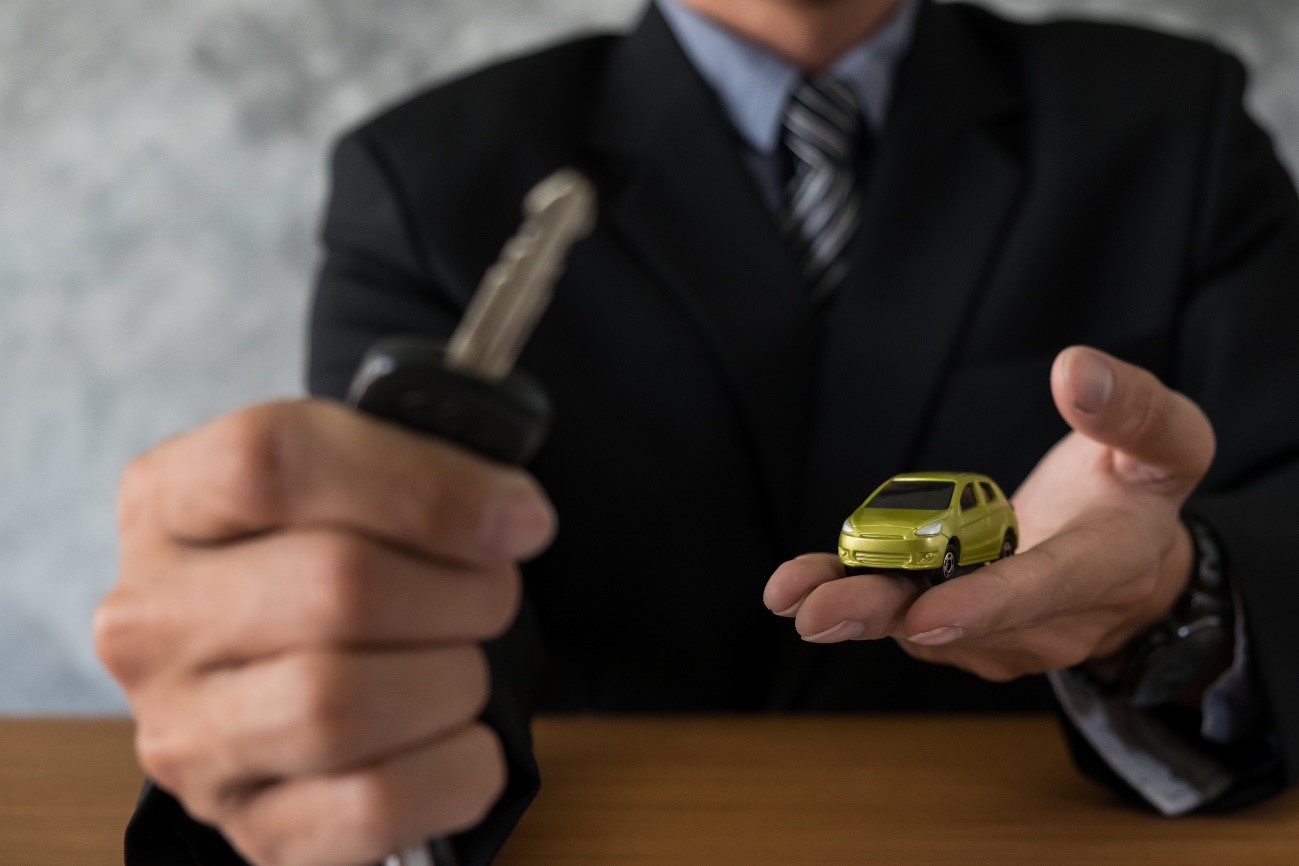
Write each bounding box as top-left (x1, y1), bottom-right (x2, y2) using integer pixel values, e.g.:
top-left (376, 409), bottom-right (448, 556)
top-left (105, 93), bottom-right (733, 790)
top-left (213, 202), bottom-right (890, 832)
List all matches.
top-left (838, 472), bottom-right (1018, 583)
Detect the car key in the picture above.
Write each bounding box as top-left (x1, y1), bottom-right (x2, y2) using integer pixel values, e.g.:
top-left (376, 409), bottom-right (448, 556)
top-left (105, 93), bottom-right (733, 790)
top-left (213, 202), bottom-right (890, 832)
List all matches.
top-left (348, 168), bottom-right (596, 462)
top-left (344, 168), bottom-right (597, 866)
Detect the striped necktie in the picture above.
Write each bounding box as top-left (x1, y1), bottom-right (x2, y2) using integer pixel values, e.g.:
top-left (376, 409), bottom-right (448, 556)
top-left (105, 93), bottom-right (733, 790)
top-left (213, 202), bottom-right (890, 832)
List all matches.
top-left (780, 77), bottom-right (866, 302)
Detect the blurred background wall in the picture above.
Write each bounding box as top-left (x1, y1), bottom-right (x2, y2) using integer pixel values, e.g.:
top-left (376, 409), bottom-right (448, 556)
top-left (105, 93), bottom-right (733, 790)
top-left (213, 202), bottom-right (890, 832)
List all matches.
top-left (2, 0), bottom-right (1297, 712)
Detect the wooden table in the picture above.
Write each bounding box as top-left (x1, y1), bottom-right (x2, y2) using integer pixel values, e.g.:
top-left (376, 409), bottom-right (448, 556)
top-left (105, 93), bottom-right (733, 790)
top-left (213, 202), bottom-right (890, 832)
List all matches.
top-left (3, 715), bottom-right (1296, 865)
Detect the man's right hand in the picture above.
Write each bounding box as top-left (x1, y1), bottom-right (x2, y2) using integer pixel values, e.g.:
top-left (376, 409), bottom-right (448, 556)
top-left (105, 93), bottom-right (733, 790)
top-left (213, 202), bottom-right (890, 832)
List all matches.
top-left (93, 399), bottom-right (556, 866)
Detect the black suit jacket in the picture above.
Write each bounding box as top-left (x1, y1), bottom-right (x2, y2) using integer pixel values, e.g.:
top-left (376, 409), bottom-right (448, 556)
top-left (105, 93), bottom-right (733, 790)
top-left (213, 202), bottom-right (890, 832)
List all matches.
top-left (127, 2), bottom-right (1299, 863)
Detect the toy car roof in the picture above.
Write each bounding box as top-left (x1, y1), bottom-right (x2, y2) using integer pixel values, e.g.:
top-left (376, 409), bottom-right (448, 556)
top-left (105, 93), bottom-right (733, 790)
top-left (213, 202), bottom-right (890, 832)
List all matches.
top-left (885, 471), bottom-right (993, 484)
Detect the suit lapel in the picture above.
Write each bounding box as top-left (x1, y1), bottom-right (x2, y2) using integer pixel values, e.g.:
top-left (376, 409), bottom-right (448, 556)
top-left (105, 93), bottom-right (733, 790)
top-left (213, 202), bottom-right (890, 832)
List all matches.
top-left (586, 6), bottom-right (818, 543)
top-left (794, 2), bottom-right (1027, 548)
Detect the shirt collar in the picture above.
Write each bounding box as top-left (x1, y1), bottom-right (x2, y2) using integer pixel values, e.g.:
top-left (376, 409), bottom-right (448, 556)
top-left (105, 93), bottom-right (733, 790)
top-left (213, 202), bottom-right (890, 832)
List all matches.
top-left (656, 0), bottom-right (921, 155)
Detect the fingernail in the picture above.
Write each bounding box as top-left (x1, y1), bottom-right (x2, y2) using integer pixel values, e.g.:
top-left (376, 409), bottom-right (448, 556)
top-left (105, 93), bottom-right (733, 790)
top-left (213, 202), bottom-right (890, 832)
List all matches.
top-left (1070, 350), bottom-right (1114, 413)
top-left (490, 490), bottom-right (555, 558)
top-left (775, 601), bottom-right (803, 617)
top-left (803, 621), bottom-right (866, 643)
top-left (907, 626), bottom-right (965, 646)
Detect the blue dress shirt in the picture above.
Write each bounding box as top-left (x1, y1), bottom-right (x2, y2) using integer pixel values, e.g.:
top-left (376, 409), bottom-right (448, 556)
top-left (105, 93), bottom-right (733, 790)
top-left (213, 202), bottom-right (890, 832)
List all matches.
top-left (656, 0), bottom-right (919, 210)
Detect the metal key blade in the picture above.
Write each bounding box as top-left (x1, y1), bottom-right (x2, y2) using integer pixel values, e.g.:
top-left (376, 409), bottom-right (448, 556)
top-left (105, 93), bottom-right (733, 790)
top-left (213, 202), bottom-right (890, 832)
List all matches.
top-left (445, 169), bottom-right (597, 380)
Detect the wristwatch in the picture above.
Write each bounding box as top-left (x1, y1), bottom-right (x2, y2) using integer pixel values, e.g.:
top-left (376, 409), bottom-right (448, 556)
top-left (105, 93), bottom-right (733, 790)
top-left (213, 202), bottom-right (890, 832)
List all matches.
top-left (1082, 515), bottom-right (1234, 708)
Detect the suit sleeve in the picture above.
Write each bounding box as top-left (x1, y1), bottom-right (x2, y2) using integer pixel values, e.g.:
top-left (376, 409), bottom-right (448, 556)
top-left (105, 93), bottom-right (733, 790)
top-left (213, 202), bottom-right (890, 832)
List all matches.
top-left (123, 131), bottom-right (549, 866)
top-left (1058, 50), bottom-right (1299, 813)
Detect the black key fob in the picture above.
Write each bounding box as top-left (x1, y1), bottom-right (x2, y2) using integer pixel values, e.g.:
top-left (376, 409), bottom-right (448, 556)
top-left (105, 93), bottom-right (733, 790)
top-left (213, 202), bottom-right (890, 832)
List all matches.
top-left (347, 336), bottom-right (551, 466)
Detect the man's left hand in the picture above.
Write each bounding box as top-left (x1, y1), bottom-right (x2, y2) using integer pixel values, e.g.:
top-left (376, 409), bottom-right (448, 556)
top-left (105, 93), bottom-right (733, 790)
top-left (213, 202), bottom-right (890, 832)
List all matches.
top-left (763, 346), bottom-right (1216, 682)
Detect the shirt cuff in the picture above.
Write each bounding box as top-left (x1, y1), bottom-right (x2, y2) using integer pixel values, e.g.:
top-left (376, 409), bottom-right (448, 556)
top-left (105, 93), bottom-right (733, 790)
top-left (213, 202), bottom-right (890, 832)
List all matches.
top-left (1048, 582), bottom-right (1265, 815)
top-left (1048, 667), bottom-right (1235, 815)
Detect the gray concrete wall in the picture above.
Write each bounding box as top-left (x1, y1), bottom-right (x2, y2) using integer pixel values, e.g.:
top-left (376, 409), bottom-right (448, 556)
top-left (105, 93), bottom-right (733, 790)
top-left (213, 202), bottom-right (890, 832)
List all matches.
top-left (2, 0), bottom-right (1296, 712)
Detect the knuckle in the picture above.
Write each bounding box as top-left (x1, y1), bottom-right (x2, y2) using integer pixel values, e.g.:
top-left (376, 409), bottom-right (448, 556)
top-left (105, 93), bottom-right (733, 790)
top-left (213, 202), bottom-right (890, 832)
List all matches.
top-left (451, 646), bottom-right (493, 721)
top-left (478, 566), bottom-right (522, 639)
top-left (284, 654), bottom-right (358, 762)
top-left (301, 535), bottom-right (374, 638)
top-left (117, 453), bottom-right (155, 534)
top-left (224, 818), bottom-right (287, 866)
top-left (135, 722), bottom-right (196, 800)
top-left (207, 405), bottom-right (290, 523)
top-left (92, 588), bottom-right (158, 688)
top-left (455, 724), bottom-right (508, 828)
top-left (91, 591), bottom-right (134, 681)
top-left (420, 457), bottom-right (539, 563)
top-left (343, 772), bottom-right (405, 860)
top-left (419, 471), bottom-right (490, 552)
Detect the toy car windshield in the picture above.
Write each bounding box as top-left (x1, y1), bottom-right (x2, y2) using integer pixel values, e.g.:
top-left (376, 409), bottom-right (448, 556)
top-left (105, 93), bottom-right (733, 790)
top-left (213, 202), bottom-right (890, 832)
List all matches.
top-left (864, 480), bottom-right (955, 510)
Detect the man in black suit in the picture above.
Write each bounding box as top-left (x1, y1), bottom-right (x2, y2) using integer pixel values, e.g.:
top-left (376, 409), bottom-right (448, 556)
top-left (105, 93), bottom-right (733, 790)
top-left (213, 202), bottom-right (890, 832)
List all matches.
top-left (97, 1), bottom-right (1299, 864)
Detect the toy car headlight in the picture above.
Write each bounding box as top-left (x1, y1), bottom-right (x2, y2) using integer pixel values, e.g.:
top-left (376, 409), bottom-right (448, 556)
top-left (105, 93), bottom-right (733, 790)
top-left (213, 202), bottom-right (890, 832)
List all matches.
top-left (915, 521), bottom-right (943, 537)
top-left (841, 519), bottom-right (855, 535)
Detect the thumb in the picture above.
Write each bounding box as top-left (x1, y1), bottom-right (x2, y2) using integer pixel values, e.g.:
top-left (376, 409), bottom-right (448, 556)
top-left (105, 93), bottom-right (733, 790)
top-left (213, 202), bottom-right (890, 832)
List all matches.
top-left (1051, 346), bottom-right (1215, 491)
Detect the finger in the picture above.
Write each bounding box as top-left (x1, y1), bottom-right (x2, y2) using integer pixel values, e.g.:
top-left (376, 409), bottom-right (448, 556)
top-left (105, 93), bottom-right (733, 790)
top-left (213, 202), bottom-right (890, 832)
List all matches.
top-left (901, 542), bottom-right (1075, 648)
top-left (763, 554), bottom-right (844, 616)
top-left (793, 572), bottom-right (925, 643)
top-left (901, 512), bottom-right (1151, 647)
top-left (132, 399), bottom-right (555, 564)
top-left (98, 529), bottom-right (521, 679)
top-left (222, 724), bottom-right (505, 866)
top-left (1051, 346), bottom-right (1215, 491)
top-left (136, 646), bottom-right (489, 810)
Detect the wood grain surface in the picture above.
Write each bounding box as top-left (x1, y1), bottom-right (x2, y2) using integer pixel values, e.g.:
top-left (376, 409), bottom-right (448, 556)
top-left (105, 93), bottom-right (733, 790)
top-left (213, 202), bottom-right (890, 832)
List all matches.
top-left (0, 717), bottom-right (143, 866)
top-left (3, 715), bottom-right (1296, 865)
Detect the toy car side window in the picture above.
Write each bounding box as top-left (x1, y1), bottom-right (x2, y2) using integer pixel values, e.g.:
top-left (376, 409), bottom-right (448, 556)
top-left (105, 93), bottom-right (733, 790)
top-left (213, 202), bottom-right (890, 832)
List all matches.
top-left (959, 484), bottom-right (977, 511)
top-left (979, 482), bottom-right (997, 503)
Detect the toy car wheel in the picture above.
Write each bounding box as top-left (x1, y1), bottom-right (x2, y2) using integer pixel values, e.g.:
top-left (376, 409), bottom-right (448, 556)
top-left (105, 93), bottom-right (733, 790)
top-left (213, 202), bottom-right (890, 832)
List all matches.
top-left (1000, 531), bottom-right (1016, 560)
top-left (934, 542), bottom-right (959, 584)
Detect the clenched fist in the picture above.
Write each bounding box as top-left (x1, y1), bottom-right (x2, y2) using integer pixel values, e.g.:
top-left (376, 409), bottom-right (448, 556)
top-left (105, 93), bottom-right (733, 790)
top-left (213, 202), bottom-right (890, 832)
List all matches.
top-left (94, 400), bottom-right (555, 866)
